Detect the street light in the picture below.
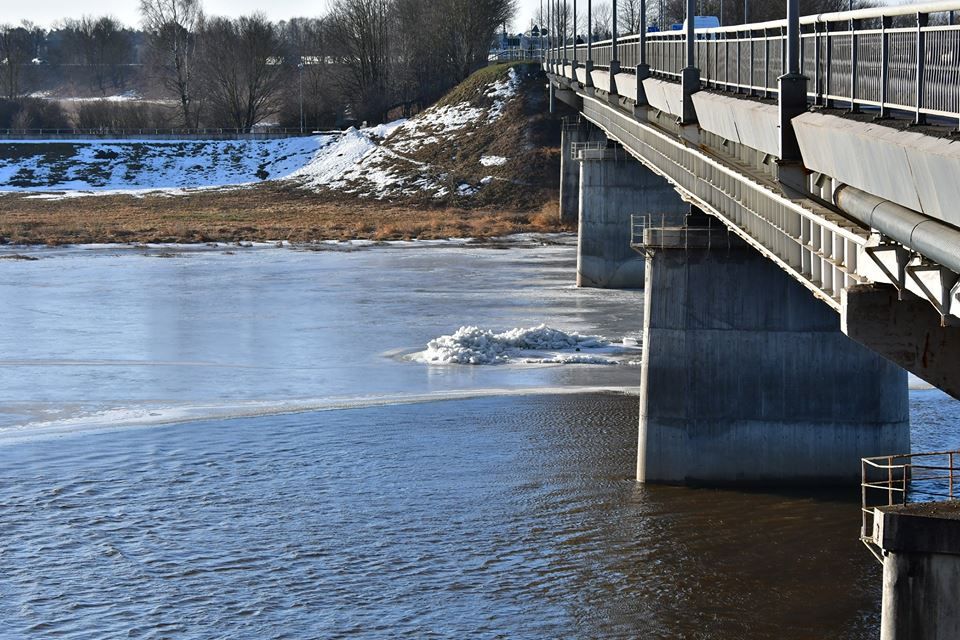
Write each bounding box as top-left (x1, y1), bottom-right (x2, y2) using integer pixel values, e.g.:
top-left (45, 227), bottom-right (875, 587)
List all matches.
top-left (298, 60), bottom-right (304, 134)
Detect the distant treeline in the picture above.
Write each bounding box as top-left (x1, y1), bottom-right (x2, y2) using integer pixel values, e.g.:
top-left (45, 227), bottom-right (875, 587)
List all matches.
top-left (0, 0), bottom-right (516, 130)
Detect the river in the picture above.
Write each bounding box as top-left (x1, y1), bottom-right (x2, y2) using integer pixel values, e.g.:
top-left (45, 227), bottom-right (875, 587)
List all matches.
top-left (1, 238), bottom-right (957, 639)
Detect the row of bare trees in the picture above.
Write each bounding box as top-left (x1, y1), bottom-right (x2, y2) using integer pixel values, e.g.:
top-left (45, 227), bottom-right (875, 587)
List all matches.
top-left (1, 0), bottom-right (515, 129)
top-left (138, 0), bottom-right (515, 127)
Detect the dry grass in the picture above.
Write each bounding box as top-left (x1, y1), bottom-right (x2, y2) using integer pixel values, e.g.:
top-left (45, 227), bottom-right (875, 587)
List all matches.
top-left (0, 183), bottom-right (573, 245)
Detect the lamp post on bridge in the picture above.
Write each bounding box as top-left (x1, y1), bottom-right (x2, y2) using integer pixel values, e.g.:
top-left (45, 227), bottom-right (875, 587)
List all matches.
top-left (585, 0), bottom-right (594, 87)
top-left (572, 0), bottom-right (579, 74)
top-left (540, 0), bottom-right (544, 61)
top-left (777, 0), bottom-right (807, 165)
top-left (610, 0), bottom-right (620, 81)
top-left (635, 0), bottom-right (650, 106)
top-left (680, 0), bottom-right (699, 123)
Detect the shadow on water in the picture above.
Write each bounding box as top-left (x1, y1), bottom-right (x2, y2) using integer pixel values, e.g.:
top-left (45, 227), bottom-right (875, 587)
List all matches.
top-left (516, 393), bottom-right (881, 640)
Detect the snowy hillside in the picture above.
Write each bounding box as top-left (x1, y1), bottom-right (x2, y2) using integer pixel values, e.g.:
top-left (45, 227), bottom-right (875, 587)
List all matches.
top-left (289, 68), bottom-right (522, 201)
top-left (0, 63), bottom-right (552, 206)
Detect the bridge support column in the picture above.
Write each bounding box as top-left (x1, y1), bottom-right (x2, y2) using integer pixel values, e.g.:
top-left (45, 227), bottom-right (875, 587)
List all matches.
top-left (576, 147), bottom-right (687, 288)
top-left (559, 119), bottom-right (602, 226)
top-left (637, 226), bottom-right (910, 485)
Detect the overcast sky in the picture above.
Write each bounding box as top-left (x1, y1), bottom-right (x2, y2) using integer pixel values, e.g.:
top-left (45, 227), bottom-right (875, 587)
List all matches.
top-left (9, 0), bottom-right (544, 31)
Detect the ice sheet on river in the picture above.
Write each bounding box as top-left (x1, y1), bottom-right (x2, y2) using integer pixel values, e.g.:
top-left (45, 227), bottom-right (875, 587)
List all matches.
top-left (414, 324), bottom-right (642, 365)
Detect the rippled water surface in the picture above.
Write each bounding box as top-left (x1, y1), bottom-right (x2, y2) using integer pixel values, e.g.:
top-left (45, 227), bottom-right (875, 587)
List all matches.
top-left (1, 240), bottom-right (959, 639)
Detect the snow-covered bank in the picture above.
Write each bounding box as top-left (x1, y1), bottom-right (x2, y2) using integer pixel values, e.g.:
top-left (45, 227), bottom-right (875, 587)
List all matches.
top-left (0, 65), bottom-right (532, 204)
top-left (0, 135), bottom-right (335, 193)
top-left (414, 324), bottom-right (642, 365)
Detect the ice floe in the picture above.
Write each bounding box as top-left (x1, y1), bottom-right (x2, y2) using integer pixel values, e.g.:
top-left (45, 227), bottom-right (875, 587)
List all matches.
top-left (413, 324), bottom-right (642, 365)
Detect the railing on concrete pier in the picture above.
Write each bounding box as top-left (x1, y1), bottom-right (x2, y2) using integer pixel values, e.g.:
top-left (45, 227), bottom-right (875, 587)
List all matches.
top-left (569, 140), bottom-right (607, 158)
top-left (551, 0), bottom-right (960, 124)
top-left (861, 450), bottom-right (960, 561)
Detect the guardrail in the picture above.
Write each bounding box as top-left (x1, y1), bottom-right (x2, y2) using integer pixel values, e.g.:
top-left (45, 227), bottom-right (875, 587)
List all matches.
top-left (549, 0), bottom-right (960, 124)
top-left (861, 449), bottom-right (960, 562)
top-left (488, 49), bottom-right (545, 63)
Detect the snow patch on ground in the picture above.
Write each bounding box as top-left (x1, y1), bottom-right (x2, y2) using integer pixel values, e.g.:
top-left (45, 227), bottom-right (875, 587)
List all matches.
top-left (480, 155), bottom-right (507, 167)
top-left (413, 324), bottom-right (642, 366)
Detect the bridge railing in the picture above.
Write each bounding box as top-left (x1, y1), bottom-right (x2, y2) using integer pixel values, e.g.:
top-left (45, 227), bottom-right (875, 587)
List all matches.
top-left (550, 1), bottom-right (960, 123)
top-left (860, 449), bottom-right (960, 562)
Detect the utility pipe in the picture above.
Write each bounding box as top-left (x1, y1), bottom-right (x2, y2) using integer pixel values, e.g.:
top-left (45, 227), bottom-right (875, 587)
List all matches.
top-left (835, 184), bottom-right (960, 276)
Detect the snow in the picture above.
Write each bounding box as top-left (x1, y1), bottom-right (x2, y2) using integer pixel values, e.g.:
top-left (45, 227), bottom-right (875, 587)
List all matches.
top-left (287, 128), bottom-right (378, 187)
top-left (365, 119), bottom-right (408, 139)
top-left (0, 67), bottom-right (522, 201)
top-left (480, 155), bottom-right (507, 167)
top-left (0, 136), bottom-right (334, 194)
top-left (389, 67), bottom-right (520, 155)
top-left (414, 324), bottom-right (642, 366)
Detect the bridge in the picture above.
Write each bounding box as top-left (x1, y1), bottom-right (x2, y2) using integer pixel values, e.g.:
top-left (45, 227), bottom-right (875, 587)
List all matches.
top-left (541, 0), bottom-right (960, 487)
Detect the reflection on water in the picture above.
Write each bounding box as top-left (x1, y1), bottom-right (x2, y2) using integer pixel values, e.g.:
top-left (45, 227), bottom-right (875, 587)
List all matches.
top-left (1, 394), bottom-right (891, 639)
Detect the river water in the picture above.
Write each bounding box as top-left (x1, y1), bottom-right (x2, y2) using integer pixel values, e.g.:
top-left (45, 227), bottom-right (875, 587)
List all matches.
top-left (1, 238), bottom-right (958, 639)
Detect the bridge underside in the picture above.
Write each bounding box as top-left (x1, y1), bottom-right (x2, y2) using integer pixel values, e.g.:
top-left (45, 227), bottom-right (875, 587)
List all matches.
top-left (549, 69), bottom-right (960, 402)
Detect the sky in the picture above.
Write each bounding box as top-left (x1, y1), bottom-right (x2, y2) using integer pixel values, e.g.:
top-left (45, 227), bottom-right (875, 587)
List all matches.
top-left (7, 0), bottom-right (544, 30)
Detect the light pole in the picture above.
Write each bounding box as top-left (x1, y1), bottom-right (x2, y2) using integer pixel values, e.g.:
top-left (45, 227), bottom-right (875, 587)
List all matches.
top-left (540, 0), bottom-right (544, 59)
top-left (744, 0), bottom-right (748, 23)
top-left (298, 61), bottom-right (304, 134)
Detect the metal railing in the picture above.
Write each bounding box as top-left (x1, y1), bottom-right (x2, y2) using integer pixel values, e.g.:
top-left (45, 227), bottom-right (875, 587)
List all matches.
top-left (548, 1), bottom-right (960, 123)
top-left (569, 139), bottom-right (607, 158)
top-left (488, 48), bottom-right (545, 63)
top-left (581, 95), bottom-right (867, 310)
top-left (631, 214), bottom-right (651, 246)
top-left (861, 450), bottom-right (960, 561)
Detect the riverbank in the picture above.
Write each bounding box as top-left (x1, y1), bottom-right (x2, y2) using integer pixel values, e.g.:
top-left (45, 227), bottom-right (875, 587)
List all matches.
top-left (0, 62), bottom-right (566, 245)
top-left (0, 183), bottom-right (567, 245)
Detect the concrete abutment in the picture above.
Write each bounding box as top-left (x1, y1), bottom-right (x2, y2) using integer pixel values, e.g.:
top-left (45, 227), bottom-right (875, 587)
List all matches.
top-left (637, 227), bottom-right (910, 485)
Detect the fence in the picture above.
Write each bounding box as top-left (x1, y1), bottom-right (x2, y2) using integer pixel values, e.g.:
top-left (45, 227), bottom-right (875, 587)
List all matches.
top-left (549, 0), bottom-right (960, 124)
top-left (860, 449), bottom-right (960, 561)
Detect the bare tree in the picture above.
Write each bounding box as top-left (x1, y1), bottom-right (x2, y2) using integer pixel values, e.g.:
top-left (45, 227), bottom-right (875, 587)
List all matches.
top-left (592, 1), bottom-right (612, 39)
top-left (329, 0), bottom-right (393, 122)
top-left (278, 18), bottom-right (340, 126)
top-left (0, 24), bottom-right (35, 99)
top-left (618, 0), bottom-right (643, 35)
top-left (198, 14), bottom-right (286, 129)
top-left (64, 17), bottom-right (132, 94)
top-left (437, 0), bottom-right (515, 79)
top-left (140, 0), bottom-right (204, 126)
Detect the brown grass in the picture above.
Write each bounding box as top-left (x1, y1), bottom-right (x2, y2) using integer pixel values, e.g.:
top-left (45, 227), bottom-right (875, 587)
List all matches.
top-left (0, 182), bottom-right (574, 245)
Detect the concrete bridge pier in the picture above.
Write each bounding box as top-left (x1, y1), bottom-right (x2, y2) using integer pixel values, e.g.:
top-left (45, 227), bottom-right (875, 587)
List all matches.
top-left (637, 226), bottom-right (910, 485)
top-left (559, 119), bottom-right (603, 226)
top-left (576, 147), bottom-right (688, 289)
